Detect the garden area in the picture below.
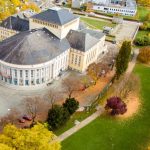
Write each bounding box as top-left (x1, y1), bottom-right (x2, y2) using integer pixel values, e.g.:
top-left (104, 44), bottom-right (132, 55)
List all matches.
top-left (62, 63), bottom-right (150, 150)
top-left (80, 16), bottom-right (116, 30)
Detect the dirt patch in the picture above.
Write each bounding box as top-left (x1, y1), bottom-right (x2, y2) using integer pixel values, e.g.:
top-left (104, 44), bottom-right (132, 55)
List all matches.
top-left (119, 92), bottom-right (141, 119)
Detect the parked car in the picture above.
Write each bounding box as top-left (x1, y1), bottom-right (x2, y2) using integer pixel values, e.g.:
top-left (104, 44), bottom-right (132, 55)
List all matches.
top-left (22, 115), bottom-right (32, 121)
top-left (18, 118), bottom-right (26, 123)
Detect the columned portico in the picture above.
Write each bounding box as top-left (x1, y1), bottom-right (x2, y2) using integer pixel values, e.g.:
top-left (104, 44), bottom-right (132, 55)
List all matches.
top-left (0, 50), bottom-right (69, 89)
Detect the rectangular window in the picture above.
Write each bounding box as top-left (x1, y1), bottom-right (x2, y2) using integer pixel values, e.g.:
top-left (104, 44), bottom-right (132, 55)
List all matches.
top-left (31, 70), bottom-right (34, 77)
top-left (25, 70), bottom-right (28, 78)
top-left (71, 54), bottom-right (74, 64)
top-left (78, 56), bottom-right (81, 66)
top-left (75, 55), bottom-right (78, 65)
top-left (20, 70), bottom-right (22, 78)
top-left (14, 70), bottom-right (17, 77)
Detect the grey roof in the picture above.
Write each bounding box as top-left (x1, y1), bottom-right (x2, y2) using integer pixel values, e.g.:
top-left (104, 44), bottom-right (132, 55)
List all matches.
top-left (0, 16), bottom-right (29, 31)
top-left (31, 8), bottom-right (79, 25)
top-left (0, 28), bottom-right (70, 65)
top-left (67, 29), bottom-right (105, 52)
top-left (78, 21), bottom-right (87, 30)
top-left (82, 29), bottom-right (105, 39)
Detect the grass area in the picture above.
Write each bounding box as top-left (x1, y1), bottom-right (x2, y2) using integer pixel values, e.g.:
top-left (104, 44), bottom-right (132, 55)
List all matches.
top-left (62, 64), bottom-right (150, 150)
top-left (134, 30), bottom-right (149, 48)
top-left (138, 6), bottom-right (150, 22)
top-left (54, 110), bottom-right (95, 136)
top-left (135, 30), bottom-right (149, 39)
top-left (106, 35), bottom-right (116, 42)
top-left (80, 17), bottom-right (116, 30)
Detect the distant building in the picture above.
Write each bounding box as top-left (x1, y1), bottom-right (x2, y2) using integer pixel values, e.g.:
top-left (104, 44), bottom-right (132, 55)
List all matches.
top-left (72, 0), bottom-right (86, 9)
top-left (103, 26), bottom-right (114, 34)
top-left (0, 7), bottom-right (107, 89)
top-left (93, 0), bottom-right (137, 16)
top-left (72, 0), bottom-right (137, 16)
top-left (0, 9), bottom-right (36, 40)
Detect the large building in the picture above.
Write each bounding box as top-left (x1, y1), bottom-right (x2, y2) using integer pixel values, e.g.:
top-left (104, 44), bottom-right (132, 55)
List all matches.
top-left (0, 7), bottom-right (107, 89)
top-left (72, 0), bottom-right (137, 16)
top-left (93, 0), bottom-right (137, 16)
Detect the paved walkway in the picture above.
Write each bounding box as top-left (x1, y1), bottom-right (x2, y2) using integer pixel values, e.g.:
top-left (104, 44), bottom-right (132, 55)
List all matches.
top-left (56, 107), bottom-right (104, 142)
top-left (56, 49), bottom-right (139, 142)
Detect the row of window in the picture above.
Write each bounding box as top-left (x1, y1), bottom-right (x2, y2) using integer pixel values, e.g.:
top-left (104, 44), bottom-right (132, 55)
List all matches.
top-left (0, 76), bottom-right (45, 86)
top-left (71, 54), bottom-right (81, 67)
top-left (0, 29), bottom-right (16, 35)
top-left (86, 48), bottom-right (97, 65)
top-left (108, 8), bottom-right (135, 13)
top-left (32, 19), bottom-right (58, 29)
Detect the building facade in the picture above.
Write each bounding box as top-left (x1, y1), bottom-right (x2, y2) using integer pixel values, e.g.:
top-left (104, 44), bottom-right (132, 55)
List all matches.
top-left (0, 27), bottom-right (17, 41)
top-left (0, 7), bottom-right (107, 89)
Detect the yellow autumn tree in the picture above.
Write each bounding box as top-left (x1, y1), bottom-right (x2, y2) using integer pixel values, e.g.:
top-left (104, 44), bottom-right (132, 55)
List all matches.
top-left (137, 0), bottom-right (150, 6)
top-left (0, 143), bottom-right (12, 150)
top-left (0, 123), bottom-right (61, 150)
top-left (11, 0), bottom-right (21, 6)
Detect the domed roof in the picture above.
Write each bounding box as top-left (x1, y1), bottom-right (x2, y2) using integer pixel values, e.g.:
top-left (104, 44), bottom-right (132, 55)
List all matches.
top-left (0, 28), bottom-right (70, 65)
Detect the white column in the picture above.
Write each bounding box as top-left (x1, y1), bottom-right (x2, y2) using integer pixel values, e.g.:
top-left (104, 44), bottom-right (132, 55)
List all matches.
top-left (34, 69), bottom-right (37, 85)
top-left (17, 70), bottom-right (20, 86)
top-left (29, 70), bottom-right (31, 86)
top-left (39, 69), bottom-right (42, 84)
top-left (11, 69), bottom-right (15, 85)
top-left (23, 70), bottom-right (25, 86)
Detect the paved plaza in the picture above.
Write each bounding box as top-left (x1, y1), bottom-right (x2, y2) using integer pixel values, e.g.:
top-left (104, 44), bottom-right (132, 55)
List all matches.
top-left (0, 42), bottom-right (118, 117)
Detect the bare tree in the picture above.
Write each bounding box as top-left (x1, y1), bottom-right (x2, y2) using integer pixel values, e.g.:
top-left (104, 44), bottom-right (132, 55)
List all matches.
top-left (0, 109), bottom-right (19, 131)
top-left (46, 89), bottom-right (62, 108)
top-left (23, 96), bottom-right (49, 126)
top-left (113, 74), bottom-right (140, 99)
top-left (87, 62), bottom-right (110, 83)
top-left (63, 76), bottom-right (81, 98)
top-left (87, 63), bottom-right (100, 83)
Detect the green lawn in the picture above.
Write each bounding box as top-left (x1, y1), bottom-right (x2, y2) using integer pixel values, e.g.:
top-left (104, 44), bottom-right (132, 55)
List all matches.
top-left (136, 30), bottom-right (149, 39)
top-left (80, 17), bottom-right (116, 30)
top-left (62, 64), bottom-right (150, 150)
top-left (138, 6), bottom-right (150, 22)
top-left (54, 110), bottom-right (95, 136)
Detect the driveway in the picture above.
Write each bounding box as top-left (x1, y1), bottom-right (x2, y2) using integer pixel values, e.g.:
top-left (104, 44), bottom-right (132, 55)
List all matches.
top-left (114, 21), bottom-right (139, 43)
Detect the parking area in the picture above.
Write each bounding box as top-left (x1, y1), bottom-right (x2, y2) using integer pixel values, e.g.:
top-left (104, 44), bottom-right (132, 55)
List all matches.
top-left (115, 21), bottom-right (139, 43)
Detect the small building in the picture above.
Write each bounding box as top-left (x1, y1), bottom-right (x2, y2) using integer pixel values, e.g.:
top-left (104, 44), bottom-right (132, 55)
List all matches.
top-left (112, 15), bottom-right (123, 24)
top-left (103, 26), bottom-right (114, 34)
top-left (72, 0), bottom-right (86, 8)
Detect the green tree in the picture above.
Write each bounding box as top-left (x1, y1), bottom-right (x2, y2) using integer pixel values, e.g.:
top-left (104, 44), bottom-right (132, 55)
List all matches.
top-left (63, 98), bottom-right (79, 115)
top-left (47, 105), bottom-right (70, 130)
top-left (0, 123), bottom-right (61, 150)
top-left (115, 41), bottom-right (131, 79)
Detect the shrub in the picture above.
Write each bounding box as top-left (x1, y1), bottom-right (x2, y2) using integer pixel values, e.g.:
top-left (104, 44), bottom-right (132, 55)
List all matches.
top-left (47, 105), bottom-right (70, 130)
top-left (105, 97), bottom-right (127, 115)
top-left (135, 35), bottom-right (150, 46)
top-left (63, 98), bottom-right (79, 115)
top-left (138, 47), bottom-right (150, 64)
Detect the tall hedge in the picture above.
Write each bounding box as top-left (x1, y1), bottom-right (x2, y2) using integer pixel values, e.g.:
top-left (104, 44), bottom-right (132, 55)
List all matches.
top-left (115, 41), bottom-right (132, 79)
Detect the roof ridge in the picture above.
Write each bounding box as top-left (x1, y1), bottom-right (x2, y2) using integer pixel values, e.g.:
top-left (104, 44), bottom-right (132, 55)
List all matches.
top-left (3, 35), bottom-right (27, 61)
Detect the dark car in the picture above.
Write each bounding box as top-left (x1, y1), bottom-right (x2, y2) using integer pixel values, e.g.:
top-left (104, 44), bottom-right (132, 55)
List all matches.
top-left (22, 115), bottom-right (32, 121)
top-left (18, 118), bottom-right (26, 123)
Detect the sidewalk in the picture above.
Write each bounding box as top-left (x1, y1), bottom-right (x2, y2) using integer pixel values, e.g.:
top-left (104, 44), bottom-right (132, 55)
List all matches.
top-left (56, 107), bottom-right (104, 142)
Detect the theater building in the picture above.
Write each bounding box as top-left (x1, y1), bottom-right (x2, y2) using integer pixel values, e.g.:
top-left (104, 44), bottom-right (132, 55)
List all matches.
top-left (0, 7), bottom-right (107, 89)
